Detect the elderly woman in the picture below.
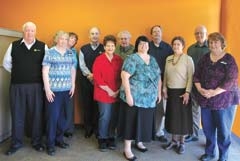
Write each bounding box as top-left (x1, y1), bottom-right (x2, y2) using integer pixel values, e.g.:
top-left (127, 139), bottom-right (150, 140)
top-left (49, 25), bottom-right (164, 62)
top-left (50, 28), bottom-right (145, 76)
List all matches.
top-left (42, 31), bottom-right (78, 156)
top-left (194, 32), bottom-right (239, 161)
top-left (163, 36), bottom-right (194, 154)
top-left (115, 30), bottom-right (134, 60)
top-left (120, 36), bottom-right (161, 161)
top-left (92, 35), bottom-right (123, 152)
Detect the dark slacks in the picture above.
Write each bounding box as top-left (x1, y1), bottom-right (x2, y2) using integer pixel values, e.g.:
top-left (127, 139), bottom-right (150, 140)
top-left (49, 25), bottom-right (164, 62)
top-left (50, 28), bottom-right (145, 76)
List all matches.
top-left (81, 77), bottom-right (98, 134)
top-left (10, 83), bottom-right (44, 148)
top-left (45, 91), bottom-right (70, 148)
top-left (64, 98), bottom-right (74, 133)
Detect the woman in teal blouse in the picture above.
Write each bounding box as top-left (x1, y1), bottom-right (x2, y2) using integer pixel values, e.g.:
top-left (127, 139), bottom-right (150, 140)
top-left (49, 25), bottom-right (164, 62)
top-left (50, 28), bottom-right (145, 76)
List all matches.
top-left (120, 36), bottom-right (161, 161)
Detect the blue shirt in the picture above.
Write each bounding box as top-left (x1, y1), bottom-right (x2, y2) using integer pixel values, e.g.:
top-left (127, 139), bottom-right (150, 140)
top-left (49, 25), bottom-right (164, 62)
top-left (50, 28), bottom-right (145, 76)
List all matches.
top-left (148, 41), bottom-right (173, 80)
top-left (120, 53), bottom-right (161, 108)
top-left (42, 47), bottom-right (78, 92)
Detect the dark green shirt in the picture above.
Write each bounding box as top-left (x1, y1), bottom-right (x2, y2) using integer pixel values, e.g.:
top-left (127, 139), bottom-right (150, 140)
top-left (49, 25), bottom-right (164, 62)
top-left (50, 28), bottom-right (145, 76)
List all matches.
top-left (115, 44), bottom-right (134, 60)
top-left (187, 40), bottom-right (209, 95)
top-left (187, 40), bottom-right (209, 68)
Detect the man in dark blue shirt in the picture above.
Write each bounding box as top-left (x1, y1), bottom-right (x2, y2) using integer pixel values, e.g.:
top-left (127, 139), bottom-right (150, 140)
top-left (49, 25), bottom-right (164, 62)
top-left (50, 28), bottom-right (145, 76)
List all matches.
top-left (148, 25), bottom-right (173, 143)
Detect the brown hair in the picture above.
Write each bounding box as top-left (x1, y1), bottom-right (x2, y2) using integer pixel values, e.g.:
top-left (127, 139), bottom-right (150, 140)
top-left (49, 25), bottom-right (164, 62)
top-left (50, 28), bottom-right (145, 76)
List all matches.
top-left (171, 36), bottom-right (185, 48)
top-left (208, 32), bottom-right (226, 49)
top-left (103, 35), bottom-right (117, 46)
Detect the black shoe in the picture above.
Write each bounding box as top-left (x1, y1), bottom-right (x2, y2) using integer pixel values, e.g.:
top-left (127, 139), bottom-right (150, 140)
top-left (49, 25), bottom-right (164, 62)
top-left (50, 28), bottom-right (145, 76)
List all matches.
top-left (107, 138), bottom-right (116, 150)
top-left (85, 129), bottom-right (93, 138)
top-left (47, 147), bottom-right (55, 156)
top-left (134, 143), bottom-right (148, 152)
top-left (55, 142), bottom-right (69, 149)
top-left (33, 144), bottom-right (45, 152)
top-left (123, 152), bottom-right (137, 161)
top-left (163, 141), bottom-right (178, 150)
top-left (185, 135), bottom-right (199, 143)
top-left (98, 139), bottom-right (107, 152)
top-left (64, 132), bottom-right (73, 138)
top-left (5, 147), bottom-right (21, 155)
top-left (199, 154), bottom-right (215, 161)
top-left (157, 135), bottom-right (168, 143)
top-left (217, 159), bottom-right (226, 161)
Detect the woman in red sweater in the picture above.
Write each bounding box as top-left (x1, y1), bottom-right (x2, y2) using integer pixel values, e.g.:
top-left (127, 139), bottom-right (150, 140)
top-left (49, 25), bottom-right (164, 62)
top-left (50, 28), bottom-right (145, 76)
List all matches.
top-left (93, 35), bottom-right (123, 152)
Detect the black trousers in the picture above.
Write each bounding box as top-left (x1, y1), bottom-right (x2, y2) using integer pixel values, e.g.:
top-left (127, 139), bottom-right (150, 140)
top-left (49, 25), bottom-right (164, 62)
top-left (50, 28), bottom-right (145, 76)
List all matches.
top-left (64, 97), bottom-right (74, 133)
top-left (10, 83), bottom-right (44, 148)
top-left (81, 77), bottom-right (98, 134)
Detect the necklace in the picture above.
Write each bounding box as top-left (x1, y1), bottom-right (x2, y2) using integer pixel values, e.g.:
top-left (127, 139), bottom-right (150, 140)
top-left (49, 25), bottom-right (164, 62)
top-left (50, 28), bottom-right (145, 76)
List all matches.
top-left (210, 52), bottom-right (225, 63)
top-left (172, 54), bottom-right (183, 65)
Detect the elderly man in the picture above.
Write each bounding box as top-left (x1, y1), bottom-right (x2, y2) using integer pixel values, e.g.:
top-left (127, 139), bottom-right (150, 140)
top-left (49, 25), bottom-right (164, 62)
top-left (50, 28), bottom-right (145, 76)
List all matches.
top-left (115, 30), bottom-right (134, 60)
top-left (3, 21), bottom-right (47, 155)
top-left (79, 27), bottom-right (105, 138)
top-left (185, 25), bottom-right (209, 142)
top-left (148, 25), bottom-right (173, 143)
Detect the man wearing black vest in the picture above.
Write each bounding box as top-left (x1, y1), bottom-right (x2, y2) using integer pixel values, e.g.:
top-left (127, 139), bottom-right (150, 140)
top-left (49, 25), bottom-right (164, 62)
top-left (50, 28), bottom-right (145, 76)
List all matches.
top-left (3, 22), bottom-right (47, 155)
top-left (79, 27), bottom-right (104, 138)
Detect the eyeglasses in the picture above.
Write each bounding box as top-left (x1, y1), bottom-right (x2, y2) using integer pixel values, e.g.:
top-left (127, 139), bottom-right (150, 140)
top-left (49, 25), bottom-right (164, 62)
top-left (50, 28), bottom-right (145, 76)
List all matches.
top-left (194, 32), bottom-right (206, 35)
top-left (120, 37), bottom-right (129, 40)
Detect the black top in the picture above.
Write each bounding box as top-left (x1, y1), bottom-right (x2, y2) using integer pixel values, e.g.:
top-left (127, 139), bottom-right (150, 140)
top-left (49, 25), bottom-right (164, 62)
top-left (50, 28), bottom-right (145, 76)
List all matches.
top-left (11, 39), bottom-right (45, 84)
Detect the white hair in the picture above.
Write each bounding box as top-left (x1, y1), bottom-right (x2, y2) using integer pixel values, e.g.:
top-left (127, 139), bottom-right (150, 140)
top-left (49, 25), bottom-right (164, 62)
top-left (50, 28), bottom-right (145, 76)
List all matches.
top-left (22, 21), bottom-right (36, 31)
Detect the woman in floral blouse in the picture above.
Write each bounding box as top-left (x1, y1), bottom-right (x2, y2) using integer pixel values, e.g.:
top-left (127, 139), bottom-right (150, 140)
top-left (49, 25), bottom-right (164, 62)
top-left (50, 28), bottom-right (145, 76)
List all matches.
top-left (120, 35), bottom-right (161, 161)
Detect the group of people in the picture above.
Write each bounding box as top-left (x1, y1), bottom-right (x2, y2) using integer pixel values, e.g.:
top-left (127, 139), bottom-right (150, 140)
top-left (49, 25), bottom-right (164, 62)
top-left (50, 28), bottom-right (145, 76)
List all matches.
top-left (2, 21), bottom-right (239, 161)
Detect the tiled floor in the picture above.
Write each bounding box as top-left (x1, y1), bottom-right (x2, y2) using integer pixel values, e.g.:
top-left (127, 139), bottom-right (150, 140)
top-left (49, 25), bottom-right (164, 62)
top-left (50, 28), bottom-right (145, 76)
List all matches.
top-left (0, 127), bottom-right (239, 161)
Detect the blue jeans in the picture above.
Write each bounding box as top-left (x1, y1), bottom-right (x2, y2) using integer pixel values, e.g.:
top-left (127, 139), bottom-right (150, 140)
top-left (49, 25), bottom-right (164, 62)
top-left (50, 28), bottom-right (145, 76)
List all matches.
top-left (201, 105), bottom-right (236, 161)
top-left (98, 102), bottom-right (117, 139)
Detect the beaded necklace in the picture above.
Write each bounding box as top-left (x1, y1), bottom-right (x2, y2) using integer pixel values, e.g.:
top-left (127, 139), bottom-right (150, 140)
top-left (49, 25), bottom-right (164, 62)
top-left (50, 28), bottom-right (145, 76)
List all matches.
top-left (172, 54), bottom-right (183, 65)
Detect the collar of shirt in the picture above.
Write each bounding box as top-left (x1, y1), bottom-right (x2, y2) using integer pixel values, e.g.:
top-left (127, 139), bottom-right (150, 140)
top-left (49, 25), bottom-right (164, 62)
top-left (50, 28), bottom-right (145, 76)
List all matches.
top-left (120, 45), bottom-right (131, 52)
top-left (21, 39), bottom-right (36, 50)
top-left (90, 43), bottom-right (100, 50)
top-left (151, 41), bottom-right (164, 49)
top-left (194, 40), bottom-right (208, 48)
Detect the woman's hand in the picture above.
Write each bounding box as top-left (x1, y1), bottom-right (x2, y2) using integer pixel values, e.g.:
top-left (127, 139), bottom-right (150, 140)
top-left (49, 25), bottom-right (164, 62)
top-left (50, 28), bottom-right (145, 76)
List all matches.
top-left (69, 85), bottom-right (75, 98)
top-left (180, 92), bottom-right (189, 105)
top-left (157, 92), bottom-right (162, 104)
top-left (45, 89), bottom-right (55, 103)
top-left (126, 93), bottom-right (134, 107)
top-left (162, 89), bottom-right (168, 99)
top-left (197, 87), bottom-right (209, 97)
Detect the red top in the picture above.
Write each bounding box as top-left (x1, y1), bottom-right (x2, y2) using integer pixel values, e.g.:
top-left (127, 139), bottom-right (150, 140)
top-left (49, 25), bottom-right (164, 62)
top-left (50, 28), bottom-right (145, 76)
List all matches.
top-left (93, 53), bottom-right (123, 103)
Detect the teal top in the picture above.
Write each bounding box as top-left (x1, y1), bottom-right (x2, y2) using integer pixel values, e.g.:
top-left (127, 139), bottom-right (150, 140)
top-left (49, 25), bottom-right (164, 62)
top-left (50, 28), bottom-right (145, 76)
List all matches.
top-left (120, 53), bottom-right (161, 108)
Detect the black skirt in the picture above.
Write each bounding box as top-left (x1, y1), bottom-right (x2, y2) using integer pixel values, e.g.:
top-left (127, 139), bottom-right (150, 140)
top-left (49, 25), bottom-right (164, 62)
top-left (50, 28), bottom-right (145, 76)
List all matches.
top-left (165, 88), bottom-right (193, 135)
top-left (121, 101), bottom-right (155, 142)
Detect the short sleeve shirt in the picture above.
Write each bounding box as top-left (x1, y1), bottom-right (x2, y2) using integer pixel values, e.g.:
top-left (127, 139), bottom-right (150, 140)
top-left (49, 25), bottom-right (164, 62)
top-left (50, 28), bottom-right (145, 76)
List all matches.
top-left (120, 53), bottom-right (161, 108)
top-left (42, 47), bottom-right (78, 92)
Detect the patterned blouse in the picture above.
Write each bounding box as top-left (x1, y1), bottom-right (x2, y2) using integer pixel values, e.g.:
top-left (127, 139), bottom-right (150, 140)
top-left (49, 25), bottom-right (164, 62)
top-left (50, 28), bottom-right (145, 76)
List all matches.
top-left (120, 53), bottom-right (161, 108)
top-left (42, 47), bottom-right (78, 92)
top-left (193, 52), bottom-right (239, 110)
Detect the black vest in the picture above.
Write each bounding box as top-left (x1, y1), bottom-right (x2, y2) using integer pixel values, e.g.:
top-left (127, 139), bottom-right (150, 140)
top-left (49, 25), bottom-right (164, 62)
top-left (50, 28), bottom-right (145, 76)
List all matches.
top-left (80, 43), bottom-right (104, 72)
top-left (11, 39), bottom-right (45, 84)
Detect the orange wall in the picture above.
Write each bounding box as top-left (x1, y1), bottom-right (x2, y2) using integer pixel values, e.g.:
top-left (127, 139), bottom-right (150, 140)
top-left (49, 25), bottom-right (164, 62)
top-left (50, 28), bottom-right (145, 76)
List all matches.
top-left (1, 0), bottom-right (220, 49)
top-left (220, 0), bottom-right (240, 136)
top-left (2, 0), bottom-right (239, 136)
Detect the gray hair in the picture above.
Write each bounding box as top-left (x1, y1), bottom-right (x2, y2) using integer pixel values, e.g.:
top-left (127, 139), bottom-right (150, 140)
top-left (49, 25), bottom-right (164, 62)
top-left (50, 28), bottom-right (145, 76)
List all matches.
top-left (22, 21), bottom-right (36, 31)
top-left (117, 30), bottom-right (132, 38)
